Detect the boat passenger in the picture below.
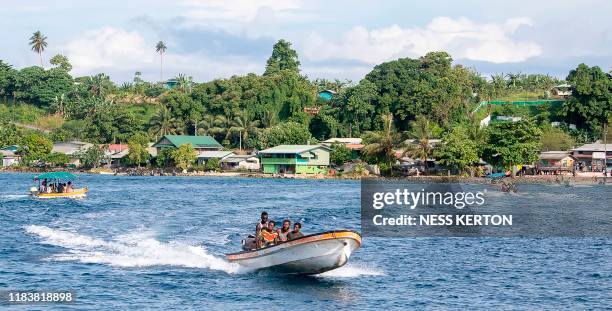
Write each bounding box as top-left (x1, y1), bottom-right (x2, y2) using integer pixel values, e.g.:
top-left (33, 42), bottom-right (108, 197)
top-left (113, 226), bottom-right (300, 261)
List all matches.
top-left (39, 179), bottom-right (47, 193)
top-left (259, 220), bottom-right (279, 247)
top-left (256, 211), bottom-right (269, 233)
top-left (287, 222), bottom-right (304, 240)
top-left (277, 219), bottom-right (291, 242)
top-left (66, 181), bottom-right (73, 193)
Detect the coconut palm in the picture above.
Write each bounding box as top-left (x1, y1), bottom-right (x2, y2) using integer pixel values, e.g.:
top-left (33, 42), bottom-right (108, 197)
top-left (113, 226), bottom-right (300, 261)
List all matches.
top-left (196, 115), bottom-right (216, 136)
top-left (229, 112), bottom-right (260, 150)
top-left (155, 41), bottom-right (167, 82)
top-left (401, 115), bottom-right (435, 163)
top-left (362, 114), bottom-right (399, 168)
top-left (29, 31), bottom-right (48, 67)
top-left (259, 109), bottom-right (278, 128)
top-left (149, 105), bottom-right (180, 139)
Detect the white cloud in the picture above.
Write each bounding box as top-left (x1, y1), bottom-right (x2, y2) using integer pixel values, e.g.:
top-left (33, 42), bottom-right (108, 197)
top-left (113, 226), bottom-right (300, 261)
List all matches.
top-left (63, 26), bottom-right (261, 81)
top-left (177, 0), bottom-right (305, 37)
top-left (65, 27), bottom-right (154, 76)
top-left (302, 17), bottom-right (542, 64)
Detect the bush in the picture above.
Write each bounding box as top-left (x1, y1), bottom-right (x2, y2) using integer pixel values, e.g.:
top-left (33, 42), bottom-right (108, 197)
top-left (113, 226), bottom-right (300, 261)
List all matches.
top-left (45, 152), bottom-right (70, 167)
top-left (205, 158), bottom-right (220, 171)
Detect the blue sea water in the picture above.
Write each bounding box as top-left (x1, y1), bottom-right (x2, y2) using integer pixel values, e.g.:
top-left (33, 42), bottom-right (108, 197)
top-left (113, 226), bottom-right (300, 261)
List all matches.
top-left (0, 172), bottom-right (610, 310)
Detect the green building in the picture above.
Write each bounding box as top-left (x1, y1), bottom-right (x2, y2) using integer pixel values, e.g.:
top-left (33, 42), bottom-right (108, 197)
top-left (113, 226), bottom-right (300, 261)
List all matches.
top-left (152, 135), bottom-right (222, 153)
top-left (259, 145), bottom-right (331, 174)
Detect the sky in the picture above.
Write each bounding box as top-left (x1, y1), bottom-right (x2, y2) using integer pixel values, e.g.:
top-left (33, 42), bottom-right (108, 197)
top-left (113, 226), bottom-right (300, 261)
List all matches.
top-left (1, 0), bottom-right (610, 83)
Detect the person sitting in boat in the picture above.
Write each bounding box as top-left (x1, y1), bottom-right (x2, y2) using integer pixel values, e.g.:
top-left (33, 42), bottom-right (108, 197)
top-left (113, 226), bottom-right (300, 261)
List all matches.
top-left (256, 211), bottom-right (269, 233)
top-left (65, 181), bottom-right (73, 193)
top-left (287, 222), bottom-right (304, 240)
top-left (258, 220), bottom-right (279, 248)
top-left (39, 179), bottom-right (47, 193)
top-left (277, 219), bottom-right (291, 242)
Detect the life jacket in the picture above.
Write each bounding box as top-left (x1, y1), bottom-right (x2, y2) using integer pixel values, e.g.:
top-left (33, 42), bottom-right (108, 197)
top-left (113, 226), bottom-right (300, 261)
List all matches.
top-left (260, 229), bottom-right (278, 243)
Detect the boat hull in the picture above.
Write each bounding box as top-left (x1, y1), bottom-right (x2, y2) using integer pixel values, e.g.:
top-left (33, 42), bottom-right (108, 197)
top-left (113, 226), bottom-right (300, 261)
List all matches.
top-left (226, 230), bottom-right (361, 275)
top-left (32, 188), bottom-right (88, 199)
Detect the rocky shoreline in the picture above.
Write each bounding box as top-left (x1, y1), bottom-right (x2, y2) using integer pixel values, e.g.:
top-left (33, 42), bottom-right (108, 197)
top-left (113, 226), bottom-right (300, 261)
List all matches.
top-left (2, 166), bottom-right (610, 185)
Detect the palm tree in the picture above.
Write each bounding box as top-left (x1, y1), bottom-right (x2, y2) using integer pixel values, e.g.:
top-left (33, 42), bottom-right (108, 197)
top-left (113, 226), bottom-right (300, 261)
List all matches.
top-left (175, 74), bottom-right (192, 93)
top-left (362, 114), bottom-right (399, 169)
top-left (229, 112), bottom-right (260, 150)
top-left (401, 115), bottom-right (435, 164)
top-left (149, 105), bottom-right (179, 139)
top-left (29, 31), bottom-right (48, 67)
top-left (155, 41), bottom-right (167, 82)
top-left (259, 109), bottom-right (278, 128)
top-left (196, 115), bottom-right (216, 136)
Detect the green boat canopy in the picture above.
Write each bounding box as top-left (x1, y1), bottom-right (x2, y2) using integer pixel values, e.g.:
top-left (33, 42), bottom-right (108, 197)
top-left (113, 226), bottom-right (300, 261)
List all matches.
top-left (35, 172), bottom-right (77, 180)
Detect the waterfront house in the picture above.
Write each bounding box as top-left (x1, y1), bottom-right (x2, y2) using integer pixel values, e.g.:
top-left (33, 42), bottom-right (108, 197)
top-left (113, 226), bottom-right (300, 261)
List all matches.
top-left (259, 145), bottom-right (331, 174)
top-left (322, 138), bottom-right (364, 159)
top-left (571, 142), bottom-right (612, 172)
top-left (220, 154), bottom-right (260, 171)
top-left (153, 135), bottom-right (223, 153)
top-left (1, 146), bottom-right (21, 166)
top-left (197, 150), bottom-right (234, 165)
top-left (537, 151), bottom-right (576, 173)
top-left (52, 140), bottom-right (93, 167)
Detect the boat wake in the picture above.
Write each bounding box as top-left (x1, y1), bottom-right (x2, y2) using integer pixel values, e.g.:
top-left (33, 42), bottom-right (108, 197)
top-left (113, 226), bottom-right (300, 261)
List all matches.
top-left (317, 263), bottom-right (384, 278)
top-left (25, 225), bottom-right (243, 274)
top-left (0, 194), bottom-right (29, 201)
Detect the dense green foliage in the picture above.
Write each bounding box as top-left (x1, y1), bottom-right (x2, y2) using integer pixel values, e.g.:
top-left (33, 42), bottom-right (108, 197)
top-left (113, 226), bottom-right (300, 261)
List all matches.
top-left (172, 143), bottom-right (196, 170)
top-left (482, 120), bottom-right (542, 171)
top-left (561, 64), bottom-right (612, 138)
top-left (330, 143), bottom-right (351, 166)
top-left (1, 38), bottom-right (610, 173)
top-left (127, 133), bottom-right (150, 166)
top-left (435, 126), bottom-right (479, 173)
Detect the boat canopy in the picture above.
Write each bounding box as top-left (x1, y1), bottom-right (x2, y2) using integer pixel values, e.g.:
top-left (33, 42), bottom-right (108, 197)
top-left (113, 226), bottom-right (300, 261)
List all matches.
top-left (35, 172), bottom-right (77, 181)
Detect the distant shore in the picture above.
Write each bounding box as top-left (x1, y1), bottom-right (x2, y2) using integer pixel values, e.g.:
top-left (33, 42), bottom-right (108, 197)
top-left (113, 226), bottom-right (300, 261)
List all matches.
top-left (2, 166), bottom-right (610, 185)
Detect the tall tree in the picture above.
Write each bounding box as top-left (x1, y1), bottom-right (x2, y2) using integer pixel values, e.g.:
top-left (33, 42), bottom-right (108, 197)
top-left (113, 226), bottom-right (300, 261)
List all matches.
top-left (229, 111), bottom-right (260, 150)
top-left (562, 64), bottom-right (612, 138)
top-left (155, 41), bottom-right (167, 82)
top-left (264, 39), bottom-right (301, 75)
top-left (482, 120), bottom-right (542, 174)
top-left (29, 31), bottom-right (48, 67)
top-left (435, 125), bottom-right (480, 174)
top-left (49, 54), bottom-right (72, 71)
top-left (362, 114), bottom-right (400, 170)
top-left (149, 105), bottom-right (179, 139)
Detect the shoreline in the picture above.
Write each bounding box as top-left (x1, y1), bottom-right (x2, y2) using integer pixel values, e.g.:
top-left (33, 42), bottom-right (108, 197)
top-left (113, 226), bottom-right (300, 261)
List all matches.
top-left (2, 167), bottom-right (609, 185)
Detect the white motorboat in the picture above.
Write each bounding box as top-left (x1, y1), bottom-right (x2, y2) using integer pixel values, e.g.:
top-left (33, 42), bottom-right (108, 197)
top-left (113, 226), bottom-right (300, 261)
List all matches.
top-left (226, 230), bottom-right (361, 275)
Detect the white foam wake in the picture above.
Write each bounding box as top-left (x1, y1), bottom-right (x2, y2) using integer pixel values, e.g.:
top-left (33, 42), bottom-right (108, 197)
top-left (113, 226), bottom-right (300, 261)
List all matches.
top-left (25, 225), bottom-right (242, 274)
top-left (317, 263), bottom-right (384, 278)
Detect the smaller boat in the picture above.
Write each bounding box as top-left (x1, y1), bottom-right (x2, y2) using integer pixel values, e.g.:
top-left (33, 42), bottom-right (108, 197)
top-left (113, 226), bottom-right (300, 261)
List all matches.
top-left (226, 230), bottom-right (361, 275)
top-left (30, 172), bottom-right (88, 199)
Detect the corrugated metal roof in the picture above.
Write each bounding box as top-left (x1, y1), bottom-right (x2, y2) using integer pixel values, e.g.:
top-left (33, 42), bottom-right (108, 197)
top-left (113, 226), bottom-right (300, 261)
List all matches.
top-left (572, 143), bottom-right (612, 152)
top-left (323, 138), bottom-right (363, 144)
top-left (539, 151), bottom-right (573, 160)
top-left (197, 151), bottom-right (234, 159)
top-left (154, 135), bottom-right (222, 149)
top-left (259, 145), bottom-right (331, 154)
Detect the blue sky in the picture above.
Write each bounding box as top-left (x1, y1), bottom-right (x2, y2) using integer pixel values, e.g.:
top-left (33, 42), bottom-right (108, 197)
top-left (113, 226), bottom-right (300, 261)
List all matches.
top-left (1, 0), bottom-right (610, 82)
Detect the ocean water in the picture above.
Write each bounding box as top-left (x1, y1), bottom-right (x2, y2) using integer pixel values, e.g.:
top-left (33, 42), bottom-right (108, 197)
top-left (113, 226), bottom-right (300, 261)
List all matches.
top-left (0, 172), bottom-right (610, 310)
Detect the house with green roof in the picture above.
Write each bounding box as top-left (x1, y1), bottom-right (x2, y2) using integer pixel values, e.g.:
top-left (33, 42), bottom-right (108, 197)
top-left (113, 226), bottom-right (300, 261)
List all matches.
top-left (153, 135), bottom-right (222, 152)
top-left (258, 145), bottom-right (331, 174)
